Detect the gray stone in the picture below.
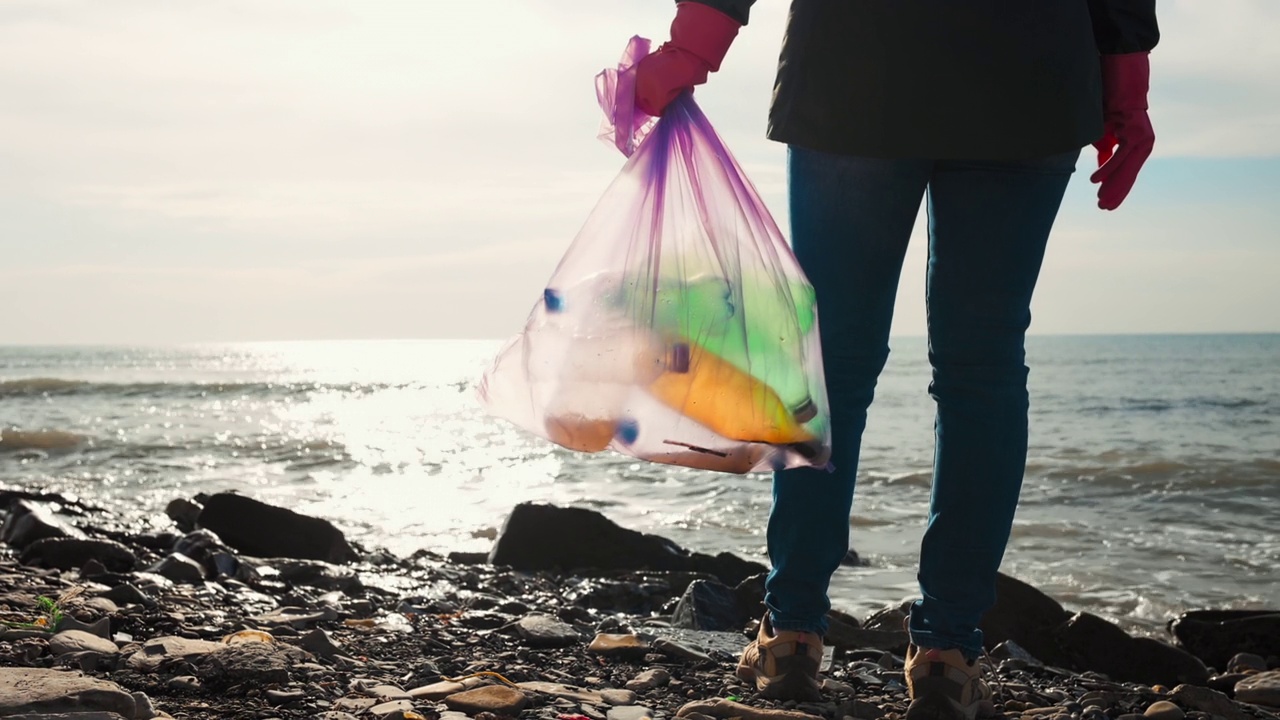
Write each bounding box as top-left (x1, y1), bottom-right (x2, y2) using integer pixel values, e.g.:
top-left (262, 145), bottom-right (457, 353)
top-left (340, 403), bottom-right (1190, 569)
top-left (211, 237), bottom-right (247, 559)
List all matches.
top-left (408, 677), bottom-right (485, 700)
top-left (601, 689), bottom-right (639, 706)
top-left (516, 613), bottom-right (581, 647)
top-left (0, 667), bottom-right (137, 717)
top-left (166, 676), bottom-right (202, 691)
top-left (131, 691), bottom-right (157, 720)
top-left (609, 706), bottom-right (654, 720)
top-left (1, 500), bottom-right (84, 548)
top-left (252, 605), bottom-right (339, 628)
top-left (517, 681), bottom-right (604, 704)
top-left (149, 554), bottom-right (205, 584)
top-left (444, 685), bottom-right (530, 715)
top-left (127, 636), bottom-right (223, 672)
top-left (20, 537), bottom-right (138, 572)
top-left (673, 578), bottom-right (742, 631)
top-left (100, 584), bottom-right (153, 607)
top-left (1170, 684), bottom-right (1250, 720)
top-left (1235, 670), bottom-right (1280, 708)
top-left (369, 699), bottom-right (417, 716)
top-left (165, 498), bottom-right (202, 533)
top-left (55, 615), bottom-right (112, 638)
top-left (625, 668), bottom-right (671, 692)
top-left (266, 688), bottom-right (307, 705)
top-left (654, 637), bottom-right (714, 664)
top-left (195, 492), bottom-right (358, 564)
top-left (50, 630), bottom-right (119, 656)
top-left (298, 628), bottom-right (344, 658)
top-left (194, 641), bottom-right (311, 687)
top-left (365, 684), bottom-right (411, 701)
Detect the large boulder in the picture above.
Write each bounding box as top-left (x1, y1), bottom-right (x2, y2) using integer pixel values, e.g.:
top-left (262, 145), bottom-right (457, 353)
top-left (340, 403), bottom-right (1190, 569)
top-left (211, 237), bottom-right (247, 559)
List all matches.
top-left (195, 493), bottom-right (358, 564)
top-left (979, 572), bottom-right (1073, 666)
top-left (1054, 612), bottom-right (1209, 687)
top-left (488, 503), bottom-right (765, 585)
top-left (673, 578), bottom-right (742, 631)
top-left (1168, 610), bottom-right (1280, 672)
top-left (0, 667), bottom-right (137, 717)
top-left (1, 500), bottom-right (85, 548)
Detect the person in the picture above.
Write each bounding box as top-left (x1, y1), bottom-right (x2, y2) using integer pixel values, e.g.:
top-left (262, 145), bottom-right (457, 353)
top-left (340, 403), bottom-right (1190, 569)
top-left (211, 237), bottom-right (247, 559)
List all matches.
top-left (633, 1), bottom-right (1159, 718)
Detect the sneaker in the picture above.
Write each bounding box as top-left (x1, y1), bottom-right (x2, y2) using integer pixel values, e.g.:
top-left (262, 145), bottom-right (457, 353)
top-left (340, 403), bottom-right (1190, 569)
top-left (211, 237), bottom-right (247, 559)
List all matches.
top-left (903, 645), bottom-right (995, 720)
top-left (734, 614), bottom-right (824, 702)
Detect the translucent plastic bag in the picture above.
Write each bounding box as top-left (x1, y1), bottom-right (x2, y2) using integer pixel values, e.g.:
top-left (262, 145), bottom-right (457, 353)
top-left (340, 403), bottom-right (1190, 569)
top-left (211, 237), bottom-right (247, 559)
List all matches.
top-left (479, 37), bottom-right (831, 474)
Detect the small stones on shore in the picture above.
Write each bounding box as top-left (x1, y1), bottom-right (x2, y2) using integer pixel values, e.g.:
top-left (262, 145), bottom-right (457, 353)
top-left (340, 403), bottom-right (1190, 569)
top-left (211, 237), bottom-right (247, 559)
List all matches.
top-left (1143, 700), bottom-right (1185, 720)
top-left (443, 684), bottom-right (530, 715)
top-left (626, 669), bottom-right (672, 692)
top-left (516, 612), bottom-right (582, 647)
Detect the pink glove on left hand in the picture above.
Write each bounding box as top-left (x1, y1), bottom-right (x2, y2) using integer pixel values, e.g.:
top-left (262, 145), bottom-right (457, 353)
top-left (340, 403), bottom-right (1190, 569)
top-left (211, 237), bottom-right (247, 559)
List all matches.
top-left (634, 2), bottom-right (741, 117)
top-left (1091, 52), bottom-right (1155, 211)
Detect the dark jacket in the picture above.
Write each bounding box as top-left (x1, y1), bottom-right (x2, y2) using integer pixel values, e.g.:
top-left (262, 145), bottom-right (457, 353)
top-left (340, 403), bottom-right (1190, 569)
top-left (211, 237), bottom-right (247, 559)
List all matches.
top-left (688, 0), bottom-right (1159, 160)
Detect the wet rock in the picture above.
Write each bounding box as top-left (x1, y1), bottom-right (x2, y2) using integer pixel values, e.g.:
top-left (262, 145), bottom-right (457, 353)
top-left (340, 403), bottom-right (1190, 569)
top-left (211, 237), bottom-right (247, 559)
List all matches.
top-left (979, 573), bottom-right (1073, 668)
top-left (298, 628), bottom-right (344, 659)
top-left (992, 640), bottom-right (1041, 664)
top-left (625, 668), bottom-right (671, 692)
top-left (195, 492), bottom-right (358, 564)
top-left (489, 503), bottom-right (765, 585)
top-left (1, 500), bottom-right (85, 548)
top-left (149, 553), bottom-right (205, 584)
top-left (444, 685), bottom-right (529, 715)
top-left (1167, 610), bottom-right (1280, 672)
top-left (1227, 652), bottom-right (1267, 674)
top-left (673, 578), bottom-right (742, 632)
top-left (608, 706), bottom-right (654, 720)
top-left (1235, 670), bottom-right (1280, 707)
top-left (1055, 612), bottom-right (1209, 687)
top-left (516, 613), bottom-right (581, 647)
top-left (19, 537), bottom-right (138, 572)
top-left (732, 573), bottom-right (767, 621)
top-left (100, 583), bottom-right (153, 607)
top-left (1170, 684), bottom-right (1251, 720)
top-left (589, 633), bottom-right (650, 657)
top-left (1144, 701), bottom-right (1184, 720)
top-left (127, 636), bottom-right (224, 672)
top-left (654, 637), bottom-right (715, 664)
top-left (165, 498), bottom-right (202, 533)
top-left (49, 629), bottom-right (119, 656)
top-left (0, 667), bottom-right (137, 717)
top-left (676, 699), bottom-right (824, 720)
top-left (252, 605), bottom-right (339, 628)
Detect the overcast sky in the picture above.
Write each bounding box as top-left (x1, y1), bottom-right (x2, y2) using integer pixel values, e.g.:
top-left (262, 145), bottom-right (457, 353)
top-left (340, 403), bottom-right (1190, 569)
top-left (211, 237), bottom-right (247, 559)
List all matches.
top-left (2, 0), bottom-right (1277, 344)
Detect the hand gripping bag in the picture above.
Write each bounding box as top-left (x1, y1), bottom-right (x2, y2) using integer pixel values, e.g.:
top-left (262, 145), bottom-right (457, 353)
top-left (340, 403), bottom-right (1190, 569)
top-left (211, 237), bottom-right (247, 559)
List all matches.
top-left (479, 37), bottom-right (831, 474)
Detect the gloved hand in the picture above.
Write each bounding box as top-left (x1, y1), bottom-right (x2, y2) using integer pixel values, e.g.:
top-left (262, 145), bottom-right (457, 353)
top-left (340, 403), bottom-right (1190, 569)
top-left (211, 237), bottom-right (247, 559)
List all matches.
top-left (1091, 52), bottom-right (1154, 211)
top-left (635, 2), bottom-right (741, 117)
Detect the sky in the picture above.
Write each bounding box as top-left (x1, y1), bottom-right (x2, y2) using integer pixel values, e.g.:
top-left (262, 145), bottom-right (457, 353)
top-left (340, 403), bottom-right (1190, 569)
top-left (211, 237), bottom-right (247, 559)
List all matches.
top-left (1, 0), bottom-right (1277, 344)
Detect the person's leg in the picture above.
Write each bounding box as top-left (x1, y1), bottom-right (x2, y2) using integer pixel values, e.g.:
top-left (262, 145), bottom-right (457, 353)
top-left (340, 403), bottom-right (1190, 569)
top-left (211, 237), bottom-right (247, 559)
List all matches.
top-left (765, 146), bottom-right (930, 634)
top-left (909, 151), bottom-right (1078, 657)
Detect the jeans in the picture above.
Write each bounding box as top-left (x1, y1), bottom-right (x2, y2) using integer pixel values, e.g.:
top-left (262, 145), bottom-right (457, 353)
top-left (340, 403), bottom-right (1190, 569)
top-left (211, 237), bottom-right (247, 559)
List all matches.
top-left (764, 146), bottom-right (1078, 658)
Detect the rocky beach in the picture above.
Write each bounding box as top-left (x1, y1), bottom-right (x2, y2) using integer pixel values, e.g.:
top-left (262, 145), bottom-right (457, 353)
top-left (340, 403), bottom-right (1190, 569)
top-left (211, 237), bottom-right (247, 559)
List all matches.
top-left (0, 489), bottom-right (1276, 720)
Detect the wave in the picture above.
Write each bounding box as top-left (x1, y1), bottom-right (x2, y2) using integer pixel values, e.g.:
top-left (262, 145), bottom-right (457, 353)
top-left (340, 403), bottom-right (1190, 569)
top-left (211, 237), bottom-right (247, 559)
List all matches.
top-left (1082, 396), bottom-right (1272, 414)
top-left (0, 428), bottom-right (85, 452)
top-left (0, 377), bottom-right (403, 399)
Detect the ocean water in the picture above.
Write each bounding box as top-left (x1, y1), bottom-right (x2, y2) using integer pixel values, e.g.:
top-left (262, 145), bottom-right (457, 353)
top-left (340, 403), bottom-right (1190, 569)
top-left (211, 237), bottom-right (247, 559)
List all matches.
top-left (1, 336), bottom-right (1277, 635)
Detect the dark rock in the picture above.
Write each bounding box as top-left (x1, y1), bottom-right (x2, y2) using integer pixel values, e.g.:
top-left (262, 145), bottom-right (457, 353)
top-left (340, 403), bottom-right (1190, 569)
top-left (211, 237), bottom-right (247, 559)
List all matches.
top-left (252, 606), bottom-right (339, 628)
top-left (653, 637), bottom-right (715, 664)
top-left (673, 578), bottom-right (742, 631)
top-left (979, 572), bottom-right (1073, 667)
top-left (266, 688), bottom-right (308, 705)
top-left (1235, 670), bottom-right (1280, 708)
top-left (54, 615), bottom-right (111, 638)
top-left (489, 503), bottom-right (765, 585)
top-left (732, 573), bottom-right (767, 622)
top-left (841, 548), bottom-right (864, 567)
top-left (20, 537), bottom-right (137, 572)
top-left (1169, 684), bottom-right (1251, 720)
top-left (1227, 652), bottom-right (1267, 673)
top-left (516, 613), bottom-right (581, 647)
top-left (297, 628), bottom-right (344, 659)
top-left (1168, 610), bottom-right (1280, 672)
top-left (1056, 613), bottom-right (1208, 687)
top-left (149, 553), bottom-right (205, 584)
top-left (447, 551), bottom-right (489, 565)
top-left (165, 498), bottom-right (202, 533)
top-left (195, 492), bottom-right (358, 564)
top-left (99, 584), bottom-right (154, 608)
top-left (1, 500), bottom-right (84, 548)
top-left (194, 641), bottom-right (311, 689)
top-left (992, 640), bottom-right (1041, 665)
top-left (0, 667), bottom-right (137, 717)
top-left (269, 558), bottom-right (360, 591)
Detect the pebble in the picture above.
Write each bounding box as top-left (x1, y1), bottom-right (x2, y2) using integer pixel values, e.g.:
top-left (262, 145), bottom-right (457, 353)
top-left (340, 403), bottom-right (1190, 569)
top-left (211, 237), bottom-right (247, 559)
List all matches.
top-left (590, 633), bottom-right (650, 656)
top-left (444, 685), bottom-right (530, 715)
top-left (369, 699), bottom-right (418, 716)
top-left (1227, 653), bottom-right (1267, 674)
top-left (266, 688), bottom-right (307, 705)
top-left (601, 689), bottom-right (639, 706)
top-left (608, 705), bottom-right (655, 720)
top-left (49, 629), bottom-right (119, 656)
top-left (626, 669), bottom-right (672, 692)
top-left (409, 677), bottom-right (484, 700)
top-left (1144, 700), bottom-right (1184, 720)
top-left (166, 675), bottom-right (202, 691)
top-left (1235, 670), bottom-right (1280, 708)
top-left (1170, 685), bottom-right (1250, 720)
top-left (517, 613), bottom-right (582, 647)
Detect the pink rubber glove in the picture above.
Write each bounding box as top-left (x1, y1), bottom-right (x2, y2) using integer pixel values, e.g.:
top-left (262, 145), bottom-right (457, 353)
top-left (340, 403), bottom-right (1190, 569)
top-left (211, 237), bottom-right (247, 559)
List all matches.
top-left (1091, 52), bottom-right (1154, 211)
top-left (635, 2), bottom-right (741, 117)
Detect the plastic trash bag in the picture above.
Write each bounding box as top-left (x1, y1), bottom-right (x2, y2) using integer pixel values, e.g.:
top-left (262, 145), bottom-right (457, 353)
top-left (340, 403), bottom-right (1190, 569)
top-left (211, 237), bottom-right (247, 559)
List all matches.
top-left (479, 37), bottom-right (831, 474)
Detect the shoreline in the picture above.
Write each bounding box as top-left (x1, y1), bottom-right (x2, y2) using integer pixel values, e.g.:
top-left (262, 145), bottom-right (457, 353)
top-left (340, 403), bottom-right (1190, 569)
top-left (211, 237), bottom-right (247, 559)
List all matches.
top-left (0, 489), bottom-right (1275, 720)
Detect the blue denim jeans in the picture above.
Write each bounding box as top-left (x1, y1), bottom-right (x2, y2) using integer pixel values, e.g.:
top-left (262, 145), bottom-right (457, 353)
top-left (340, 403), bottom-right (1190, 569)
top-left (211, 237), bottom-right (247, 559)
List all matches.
top-left (764, 146), bottom-right (1078, 658)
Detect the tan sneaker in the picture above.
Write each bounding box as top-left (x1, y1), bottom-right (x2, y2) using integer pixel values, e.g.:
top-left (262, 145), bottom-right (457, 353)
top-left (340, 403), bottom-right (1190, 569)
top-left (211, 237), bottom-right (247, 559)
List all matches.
top-left (904, 645), bottom-right (995, 720)
top-left (735, 615), bottom-right (824, 702)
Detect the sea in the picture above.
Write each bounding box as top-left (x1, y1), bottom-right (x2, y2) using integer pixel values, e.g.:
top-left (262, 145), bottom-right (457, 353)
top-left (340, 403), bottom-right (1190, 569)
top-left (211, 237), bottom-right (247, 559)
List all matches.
top-left (1, 336), bottom-right (1277, 636)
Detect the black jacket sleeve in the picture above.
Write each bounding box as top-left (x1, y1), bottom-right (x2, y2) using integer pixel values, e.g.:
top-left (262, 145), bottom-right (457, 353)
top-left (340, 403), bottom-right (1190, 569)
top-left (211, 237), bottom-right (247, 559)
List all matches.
top-left (1086, 0), bottom-right (1160, 53)
top-left (683, 0), bottom-right (755, 26)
